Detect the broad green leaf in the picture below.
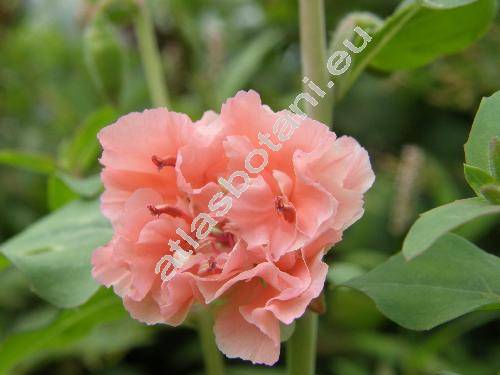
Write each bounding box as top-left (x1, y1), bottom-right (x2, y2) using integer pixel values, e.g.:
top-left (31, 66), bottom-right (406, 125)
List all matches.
top-left (334, 4), bottom-right (419, 99)
top-left (402, 197), bottom-right (500, 260)
top-left (370, 0), bottom-right (496, 70)
top-left (344, 234), bottom-right (500, 330)
top-left (61, 107), bottom-right (117, 174)
top-left (0, 289), bottom-right (126, 374)
top-left (56, 173), bottom-right (103, 198)
top-left (216, 29), bottom-right (283, 106)
top-left (335, 0), bottom-right (496, 99)
top-left (454, 209), bottom-right (498, 241)
top-left (47, 174), bottom-right (80, 211)
top-left (0, 200), bottom-right (112, 308)
top-left (0, 150), bottom-right (56, 175)
top-left (463, 163), bottom-right (495, 196)
top-left (480, 303), bottom-right (500, 311)
top-left (47, 174), bottom-right (102, 211)
top-left (465, 91), bottom-right (500, 172)
top-left (327, 262), bottom-right (365, 285)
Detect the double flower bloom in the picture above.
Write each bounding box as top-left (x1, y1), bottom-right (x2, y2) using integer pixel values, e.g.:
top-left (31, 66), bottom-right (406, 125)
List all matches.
top-left (92, 90), bottom-right (374, 365)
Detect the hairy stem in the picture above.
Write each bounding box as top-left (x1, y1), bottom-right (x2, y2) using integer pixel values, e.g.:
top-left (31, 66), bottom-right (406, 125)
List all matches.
top-left (134, 0), bottom-right (170, 108)
top-left (197, 310), bottom-right (225, 375)
top-left (299, 0), bottom-right (332, 125)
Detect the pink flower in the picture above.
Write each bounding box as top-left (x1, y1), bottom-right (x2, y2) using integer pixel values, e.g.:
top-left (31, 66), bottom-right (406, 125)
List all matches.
top-left (92, 90), bottom-right (374, 365)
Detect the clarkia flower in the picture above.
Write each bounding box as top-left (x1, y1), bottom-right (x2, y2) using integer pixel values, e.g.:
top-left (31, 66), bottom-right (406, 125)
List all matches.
top-left (92, 90), bottom-right (374, 365)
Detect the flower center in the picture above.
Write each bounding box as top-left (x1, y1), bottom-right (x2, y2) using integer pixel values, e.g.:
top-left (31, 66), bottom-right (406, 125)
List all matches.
top-left (210, 230), bottom-right (236, 248)
top-left (198, 255), bottom-right (218, 274)
top-left (275, 196), bottom-right (296, 223)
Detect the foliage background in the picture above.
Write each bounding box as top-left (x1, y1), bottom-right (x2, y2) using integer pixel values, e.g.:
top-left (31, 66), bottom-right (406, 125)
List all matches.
top-left (0, 0), bottom-right (499, 374)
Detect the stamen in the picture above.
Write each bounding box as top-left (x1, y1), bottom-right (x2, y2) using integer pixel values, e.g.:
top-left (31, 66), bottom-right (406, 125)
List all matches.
top-left (148, 204), bottom-right (189, 221)
top-left (275, 196), bottom-right (296, 223)
top-left (152, 155), bottom-right (176, 171)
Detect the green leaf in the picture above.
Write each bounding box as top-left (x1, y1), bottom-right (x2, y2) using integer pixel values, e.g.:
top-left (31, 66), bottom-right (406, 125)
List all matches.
top-left (0, 150), bottom-right (56, 175)
top-left (335, 4), bottom-right (418, 99)
top-left (335, 0), bottom-right (496, 99)
top-left (402, 197), bottom-right (500, 260)
top-left (61, 107), bottom-right (117, 174)
top-left (47, 174), bottom-right (80, 211)
top-left (47, 173), bottom-right (102, 211)
top-left (327, 262), bottom-right (365, 286)
top-left (0, 200), bottom-right (112, 308)
top-left (370, 0), bottom-right (496, 70)
top-left (56, 173), bottom-right (103, 198)
top-left (481, 184), bottom-right (500, 205)
top-left (463, 163), bottom-right (495, 196)
top-left (344, 234), bottom-right (500, 330)
top-left (216, 29), bottom-right (283, 106)
top-left (0, 289), bottom-right (127, 374)
top-left (465, 91), bottom-right (500, 172)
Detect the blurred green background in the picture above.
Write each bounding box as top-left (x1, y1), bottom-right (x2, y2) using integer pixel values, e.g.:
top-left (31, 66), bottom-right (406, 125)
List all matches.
top-left (0, 0), bottom-right (499, 374)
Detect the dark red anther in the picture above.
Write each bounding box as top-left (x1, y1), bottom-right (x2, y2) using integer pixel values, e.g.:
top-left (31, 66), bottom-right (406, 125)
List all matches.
top-left (152, 155), bottom-right (176, 171)
top-left (275, 196), bottom-right (296, 223)
top-left (147, 204), bottom-right (189, 221)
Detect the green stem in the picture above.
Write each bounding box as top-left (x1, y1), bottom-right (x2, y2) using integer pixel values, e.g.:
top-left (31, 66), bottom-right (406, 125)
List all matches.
top-left (287, 1), bottom-right (326, 372)
top-left (299, 0), bottom-right (332, 125)
top-left (134, 0), bottom-right (170, 108)
top-left (287, 311), bottom-right (318, 375)
top-left (197, 309), bottom-right (225, 375)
